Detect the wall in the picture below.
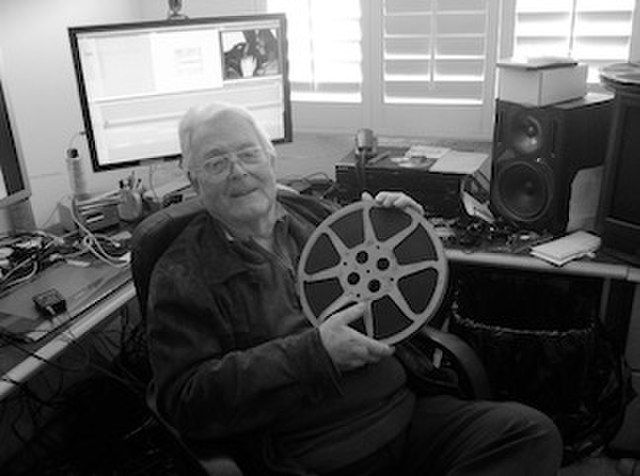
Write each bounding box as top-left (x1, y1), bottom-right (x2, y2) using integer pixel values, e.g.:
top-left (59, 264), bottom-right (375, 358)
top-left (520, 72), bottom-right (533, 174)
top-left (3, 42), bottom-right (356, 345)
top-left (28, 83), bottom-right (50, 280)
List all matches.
top-left (0, 0), bottom-right (262, 231)
top-left (0, 0), bottom-right (142, 229)
top-left (137, 0), bottom-right (261, 19)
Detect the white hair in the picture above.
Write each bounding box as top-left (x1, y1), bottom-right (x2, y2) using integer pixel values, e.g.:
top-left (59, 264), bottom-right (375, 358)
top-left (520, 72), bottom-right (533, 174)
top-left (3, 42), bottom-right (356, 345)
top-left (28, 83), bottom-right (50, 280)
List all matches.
top-left (178, 102), bottom-right (276, 173)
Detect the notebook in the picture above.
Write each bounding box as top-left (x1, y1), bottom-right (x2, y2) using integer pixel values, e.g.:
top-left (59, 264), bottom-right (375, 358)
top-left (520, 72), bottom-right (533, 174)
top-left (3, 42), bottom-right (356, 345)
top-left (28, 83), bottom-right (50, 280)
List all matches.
top-left (530, 231), bottom-right (601, 266)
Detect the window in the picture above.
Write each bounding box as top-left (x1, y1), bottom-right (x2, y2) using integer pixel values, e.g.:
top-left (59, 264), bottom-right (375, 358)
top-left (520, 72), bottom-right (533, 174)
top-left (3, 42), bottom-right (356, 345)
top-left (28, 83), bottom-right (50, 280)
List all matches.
top-left (266, 0), bottom-right (363, 102)
top-left (511, 0), bottom-right (636, 87)
top-left (383, 0), bottom-right (491, 105)
top-left (266, 0), bottom-right (638, 138)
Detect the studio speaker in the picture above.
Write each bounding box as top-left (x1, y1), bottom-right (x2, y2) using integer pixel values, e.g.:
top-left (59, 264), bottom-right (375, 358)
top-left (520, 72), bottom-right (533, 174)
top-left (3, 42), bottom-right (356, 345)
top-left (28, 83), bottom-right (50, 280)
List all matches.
top-left (490, 95), bottom-right (613, 234)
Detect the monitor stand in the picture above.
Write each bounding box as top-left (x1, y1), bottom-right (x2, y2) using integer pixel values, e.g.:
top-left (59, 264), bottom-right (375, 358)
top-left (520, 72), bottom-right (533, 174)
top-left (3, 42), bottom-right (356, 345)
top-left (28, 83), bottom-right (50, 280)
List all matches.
top-left (7, 198), bottom-right (36, 233)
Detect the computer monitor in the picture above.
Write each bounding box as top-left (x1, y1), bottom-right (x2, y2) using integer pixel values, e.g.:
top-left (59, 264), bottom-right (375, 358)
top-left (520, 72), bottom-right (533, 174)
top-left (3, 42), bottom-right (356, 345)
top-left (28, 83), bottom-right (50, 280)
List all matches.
top-left (0, 54), bottom-right (31, 210)
top-left (68, 14), bottom-right (292, 173)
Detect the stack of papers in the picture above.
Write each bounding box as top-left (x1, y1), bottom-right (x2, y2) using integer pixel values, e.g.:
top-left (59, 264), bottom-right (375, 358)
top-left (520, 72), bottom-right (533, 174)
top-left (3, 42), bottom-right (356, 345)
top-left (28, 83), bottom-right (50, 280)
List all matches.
top-left (497, 56), bottom-right (579, 70)
top-left (429, 151), bottom-right (489, 175)
top-left (391, 145), bottom-right (451, 169)
top-left (405, 145), bottom-right (450, 159)
top-left (530, 231), bottom-right (601, 266)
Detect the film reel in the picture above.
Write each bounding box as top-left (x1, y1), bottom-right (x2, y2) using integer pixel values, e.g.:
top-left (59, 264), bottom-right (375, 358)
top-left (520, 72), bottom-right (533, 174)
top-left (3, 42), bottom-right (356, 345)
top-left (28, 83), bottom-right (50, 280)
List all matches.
top-left (298, 200), bottom-right (448, 344)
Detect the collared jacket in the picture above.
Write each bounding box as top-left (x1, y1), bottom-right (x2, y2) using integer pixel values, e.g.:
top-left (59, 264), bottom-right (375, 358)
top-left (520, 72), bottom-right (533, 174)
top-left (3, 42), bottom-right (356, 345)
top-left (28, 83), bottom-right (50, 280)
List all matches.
top-left (147, 191), bottom-right (413, 474)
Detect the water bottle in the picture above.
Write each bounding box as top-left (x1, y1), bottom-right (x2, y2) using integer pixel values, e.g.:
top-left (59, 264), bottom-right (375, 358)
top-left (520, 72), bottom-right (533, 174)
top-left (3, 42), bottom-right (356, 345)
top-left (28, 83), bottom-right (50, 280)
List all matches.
top-left (66, 148), bottom-right (89, 200)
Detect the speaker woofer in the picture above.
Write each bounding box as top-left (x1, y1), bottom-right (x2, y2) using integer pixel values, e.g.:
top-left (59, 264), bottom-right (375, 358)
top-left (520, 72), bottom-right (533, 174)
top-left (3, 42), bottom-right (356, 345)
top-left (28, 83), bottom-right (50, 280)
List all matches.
top-left (492, 159), bottom-right (554, 224)
top-left (510, 113), bottom-right (543, 155)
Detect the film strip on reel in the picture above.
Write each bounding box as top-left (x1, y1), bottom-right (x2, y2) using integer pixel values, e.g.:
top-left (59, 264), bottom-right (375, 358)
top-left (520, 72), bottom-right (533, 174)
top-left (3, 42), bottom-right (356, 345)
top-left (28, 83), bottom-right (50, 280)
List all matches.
top-left (298, 200), bottom-right (448, 345)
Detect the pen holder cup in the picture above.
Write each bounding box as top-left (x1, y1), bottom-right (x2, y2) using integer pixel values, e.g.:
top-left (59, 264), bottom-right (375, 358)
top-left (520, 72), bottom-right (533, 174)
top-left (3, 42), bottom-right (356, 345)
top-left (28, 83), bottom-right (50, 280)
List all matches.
top-left (117, 189), bottom-right (143, 222)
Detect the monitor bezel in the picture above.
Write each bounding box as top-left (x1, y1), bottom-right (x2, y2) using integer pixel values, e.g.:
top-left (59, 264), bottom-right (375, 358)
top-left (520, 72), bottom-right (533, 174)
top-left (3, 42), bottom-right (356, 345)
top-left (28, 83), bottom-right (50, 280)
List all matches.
top-left (68, 14), bottom-right (292, 173)
top-left (0, 51), bottom-right (32, 209)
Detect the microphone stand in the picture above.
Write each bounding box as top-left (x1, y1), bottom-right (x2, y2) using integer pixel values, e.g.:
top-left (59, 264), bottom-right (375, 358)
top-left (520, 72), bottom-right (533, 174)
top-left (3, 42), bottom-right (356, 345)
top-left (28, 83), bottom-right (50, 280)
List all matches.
top-left (355, 147), bottom-right (369, 197)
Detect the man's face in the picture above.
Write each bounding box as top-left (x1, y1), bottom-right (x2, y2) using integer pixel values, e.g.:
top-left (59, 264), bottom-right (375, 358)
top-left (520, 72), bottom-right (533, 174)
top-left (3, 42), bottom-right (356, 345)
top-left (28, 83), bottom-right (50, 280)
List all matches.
top-left (189, 112), bottom-right (277, 226)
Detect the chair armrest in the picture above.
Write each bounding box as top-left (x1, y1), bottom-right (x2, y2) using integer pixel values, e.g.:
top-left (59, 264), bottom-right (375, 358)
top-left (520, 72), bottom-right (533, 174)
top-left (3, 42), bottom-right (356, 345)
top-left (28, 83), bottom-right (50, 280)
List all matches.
top-left (145, 388), bottom-right (243, 476)
top-left (417, 326), bottom-right (492, 400)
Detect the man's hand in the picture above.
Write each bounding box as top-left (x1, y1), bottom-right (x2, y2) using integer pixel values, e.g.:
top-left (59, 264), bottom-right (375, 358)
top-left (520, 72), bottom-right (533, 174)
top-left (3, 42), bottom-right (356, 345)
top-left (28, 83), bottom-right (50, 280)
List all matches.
top-left (361, 191), bottom-right (424, 215)
top-left (319, 303), bottom-right (394, 371)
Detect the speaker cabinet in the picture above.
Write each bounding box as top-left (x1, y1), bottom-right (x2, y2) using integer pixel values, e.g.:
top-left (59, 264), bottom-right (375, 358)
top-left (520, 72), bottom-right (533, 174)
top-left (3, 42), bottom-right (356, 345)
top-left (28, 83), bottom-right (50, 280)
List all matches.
top-left (490, 95), bottom-right (613, 234)
top-left (596, 88), bottom-right (640, 266)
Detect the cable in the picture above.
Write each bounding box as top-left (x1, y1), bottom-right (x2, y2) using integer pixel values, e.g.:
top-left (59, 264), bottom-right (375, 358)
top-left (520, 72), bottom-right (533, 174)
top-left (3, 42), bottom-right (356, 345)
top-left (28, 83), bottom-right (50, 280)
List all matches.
top-left (0, 257), bottom-right (38, 289)
top-left (146, 163), bottom-right (160, 203)
top-left (65, 197), bottom-right (129, 269)
top-left (66, 130), bottom-right (85, 151)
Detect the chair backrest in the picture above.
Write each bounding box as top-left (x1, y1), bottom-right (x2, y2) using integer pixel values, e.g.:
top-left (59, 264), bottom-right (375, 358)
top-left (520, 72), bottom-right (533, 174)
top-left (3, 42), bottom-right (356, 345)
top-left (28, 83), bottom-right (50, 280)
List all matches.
top-left (131, 199), bottom-right (205, 318)
top-left (131, 199), bottom-right (246, 476)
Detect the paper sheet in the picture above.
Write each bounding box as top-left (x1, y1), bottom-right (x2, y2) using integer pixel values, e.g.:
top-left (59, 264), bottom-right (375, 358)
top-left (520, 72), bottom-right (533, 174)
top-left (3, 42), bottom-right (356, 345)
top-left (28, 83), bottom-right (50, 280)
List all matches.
top-left (429, 151), bottom-right (489, 174)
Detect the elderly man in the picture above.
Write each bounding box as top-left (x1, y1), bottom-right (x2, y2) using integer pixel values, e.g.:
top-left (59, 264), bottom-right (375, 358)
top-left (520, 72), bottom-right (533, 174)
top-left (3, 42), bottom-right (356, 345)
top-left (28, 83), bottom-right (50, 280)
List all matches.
top-left (146, 103), bottom-right (562, 475)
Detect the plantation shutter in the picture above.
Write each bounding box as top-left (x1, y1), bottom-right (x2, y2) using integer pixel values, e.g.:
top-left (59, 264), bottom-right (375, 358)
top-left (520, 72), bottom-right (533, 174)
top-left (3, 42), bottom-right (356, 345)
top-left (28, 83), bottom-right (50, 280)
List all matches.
top-left (266, 0), bottom-right (363, 103)
top-left (513, 0), bottom-right (636, 84)
top-left (382, 0), bottom-right (491, 105)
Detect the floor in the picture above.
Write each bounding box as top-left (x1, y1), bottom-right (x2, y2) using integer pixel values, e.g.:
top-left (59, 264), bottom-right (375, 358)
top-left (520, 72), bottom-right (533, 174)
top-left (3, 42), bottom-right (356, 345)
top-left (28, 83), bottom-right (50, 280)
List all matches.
top-left (3, 412), bottom-right (638, 475)
top-left (2, 354), bottom-right (638, 475)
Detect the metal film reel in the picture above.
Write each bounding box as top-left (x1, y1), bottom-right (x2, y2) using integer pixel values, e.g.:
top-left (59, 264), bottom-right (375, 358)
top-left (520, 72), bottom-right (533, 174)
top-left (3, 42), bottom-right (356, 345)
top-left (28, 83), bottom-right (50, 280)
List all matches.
top-left (298, 200), bottom-right (448, 345)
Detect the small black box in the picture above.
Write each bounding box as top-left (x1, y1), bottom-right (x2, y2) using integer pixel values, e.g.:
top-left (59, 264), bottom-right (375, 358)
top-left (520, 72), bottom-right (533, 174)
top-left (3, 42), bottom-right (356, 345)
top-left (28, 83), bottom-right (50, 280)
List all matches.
top-left (33, 288), bottom-right (67, 317)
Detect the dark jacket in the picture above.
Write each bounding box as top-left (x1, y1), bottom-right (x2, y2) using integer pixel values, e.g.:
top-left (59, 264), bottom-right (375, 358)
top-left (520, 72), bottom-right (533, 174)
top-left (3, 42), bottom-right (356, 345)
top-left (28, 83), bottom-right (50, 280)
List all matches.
top-left (147, 192), bottom-right (413, 474)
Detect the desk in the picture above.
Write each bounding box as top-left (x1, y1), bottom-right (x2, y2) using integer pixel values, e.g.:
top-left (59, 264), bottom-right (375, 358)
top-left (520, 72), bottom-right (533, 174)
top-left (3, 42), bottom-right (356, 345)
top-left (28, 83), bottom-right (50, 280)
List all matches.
top-left (444, 241), bottom-right (640, 382)
top-left (0, 260), bottom-right (137, 468)
top-left (446, 247), bottom-right (637, 282)
top-left (0, 272), bottom-right (135, 400)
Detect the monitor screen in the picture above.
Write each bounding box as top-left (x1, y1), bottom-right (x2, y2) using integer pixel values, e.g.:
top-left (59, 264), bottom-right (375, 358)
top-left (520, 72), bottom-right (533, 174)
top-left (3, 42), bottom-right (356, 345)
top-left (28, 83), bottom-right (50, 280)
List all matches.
top-left (0, 57), bottom-right (31, 208)
top-left (68, 14), bottom-right (292, 172)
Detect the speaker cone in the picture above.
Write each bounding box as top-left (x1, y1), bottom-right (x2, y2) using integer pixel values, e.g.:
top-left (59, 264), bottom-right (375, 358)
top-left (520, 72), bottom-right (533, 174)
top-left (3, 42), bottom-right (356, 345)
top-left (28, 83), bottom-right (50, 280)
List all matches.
top-left (510, 113), bottom-right (543, 155)
top-left (492, 159), bottom-right (554, 223)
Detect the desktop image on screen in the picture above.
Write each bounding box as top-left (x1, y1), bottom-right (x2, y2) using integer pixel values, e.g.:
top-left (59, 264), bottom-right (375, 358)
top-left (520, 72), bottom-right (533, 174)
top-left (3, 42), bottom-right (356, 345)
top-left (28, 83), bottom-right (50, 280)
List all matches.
top-left (68, 14), bottom-right (292, 173)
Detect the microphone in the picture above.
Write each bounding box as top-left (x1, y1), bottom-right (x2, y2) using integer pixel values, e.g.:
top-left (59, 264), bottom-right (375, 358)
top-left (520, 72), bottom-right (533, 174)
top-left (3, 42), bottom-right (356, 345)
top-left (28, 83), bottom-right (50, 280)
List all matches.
top-left (355, 128), bottom-right (376, 160)
top-left (354, 128), bottom-right (376, 195)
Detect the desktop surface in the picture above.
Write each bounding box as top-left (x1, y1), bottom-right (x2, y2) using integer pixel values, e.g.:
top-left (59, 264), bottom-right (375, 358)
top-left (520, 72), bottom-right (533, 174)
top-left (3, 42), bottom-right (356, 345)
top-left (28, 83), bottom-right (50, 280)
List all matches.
top-left (0, 260), bottom-right (131, 376)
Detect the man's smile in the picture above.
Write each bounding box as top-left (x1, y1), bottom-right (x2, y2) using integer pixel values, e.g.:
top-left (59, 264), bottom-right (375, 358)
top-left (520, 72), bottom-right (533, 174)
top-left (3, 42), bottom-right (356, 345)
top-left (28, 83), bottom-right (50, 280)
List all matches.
top-left (229, 186), bottom-right (258, 198)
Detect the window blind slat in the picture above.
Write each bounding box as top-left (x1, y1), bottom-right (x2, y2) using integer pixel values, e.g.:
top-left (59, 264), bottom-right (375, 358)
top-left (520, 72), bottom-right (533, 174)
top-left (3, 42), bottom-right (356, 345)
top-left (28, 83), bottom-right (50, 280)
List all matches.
top-left (385, 0), bottom-right (434, 14)
top-left (385, 80), bottom-right (483, 101)
top-left (385, 15), bottom-right (432, 35)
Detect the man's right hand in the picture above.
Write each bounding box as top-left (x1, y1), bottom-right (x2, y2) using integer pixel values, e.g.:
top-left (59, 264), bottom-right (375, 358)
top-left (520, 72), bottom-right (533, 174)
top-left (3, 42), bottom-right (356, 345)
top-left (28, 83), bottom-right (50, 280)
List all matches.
top-left (319, 303), bottom-right (394, 371)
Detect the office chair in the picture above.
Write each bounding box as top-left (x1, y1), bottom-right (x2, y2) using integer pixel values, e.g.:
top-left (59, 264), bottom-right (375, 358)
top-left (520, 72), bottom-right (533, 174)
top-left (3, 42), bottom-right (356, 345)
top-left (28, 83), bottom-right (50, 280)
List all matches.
top-left (130, 195), bottom-right (490, 476)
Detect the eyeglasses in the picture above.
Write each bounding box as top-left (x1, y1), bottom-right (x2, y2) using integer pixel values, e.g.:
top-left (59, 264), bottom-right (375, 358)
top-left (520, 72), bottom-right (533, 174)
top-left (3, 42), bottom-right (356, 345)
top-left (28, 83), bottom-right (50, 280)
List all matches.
top-left (196, 146), bottom-right (267, 179)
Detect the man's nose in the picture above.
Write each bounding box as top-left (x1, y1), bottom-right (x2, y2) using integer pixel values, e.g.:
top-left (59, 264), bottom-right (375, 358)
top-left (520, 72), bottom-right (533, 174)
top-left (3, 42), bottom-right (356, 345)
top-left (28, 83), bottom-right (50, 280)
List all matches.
top-left (227, 155), bottom-right (248, 176)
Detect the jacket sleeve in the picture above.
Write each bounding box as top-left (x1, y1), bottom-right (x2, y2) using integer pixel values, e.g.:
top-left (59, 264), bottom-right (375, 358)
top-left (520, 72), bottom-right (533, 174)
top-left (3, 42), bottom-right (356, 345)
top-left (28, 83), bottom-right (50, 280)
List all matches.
top-left (147, 257), bottom-right (343, 441)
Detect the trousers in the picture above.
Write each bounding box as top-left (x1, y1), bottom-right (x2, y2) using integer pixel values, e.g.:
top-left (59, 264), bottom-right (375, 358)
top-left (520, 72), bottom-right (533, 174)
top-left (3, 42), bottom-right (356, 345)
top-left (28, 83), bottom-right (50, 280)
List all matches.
top-left (324, 395), bottom-right (562, 476)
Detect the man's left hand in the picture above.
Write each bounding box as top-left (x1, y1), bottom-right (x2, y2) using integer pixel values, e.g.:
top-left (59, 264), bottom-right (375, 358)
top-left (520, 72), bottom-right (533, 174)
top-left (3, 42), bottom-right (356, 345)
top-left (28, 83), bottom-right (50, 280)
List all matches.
top-left (361, 191), bottom-right (424, 215)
